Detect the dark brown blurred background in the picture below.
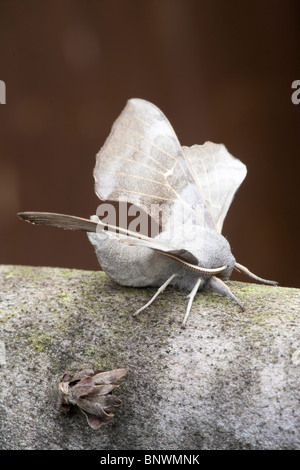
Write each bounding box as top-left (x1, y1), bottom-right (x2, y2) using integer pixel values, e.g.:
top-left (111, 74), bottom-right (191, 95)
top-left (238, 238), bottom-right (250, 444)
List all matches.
top-left (0, 0), bottom-right (299, 287)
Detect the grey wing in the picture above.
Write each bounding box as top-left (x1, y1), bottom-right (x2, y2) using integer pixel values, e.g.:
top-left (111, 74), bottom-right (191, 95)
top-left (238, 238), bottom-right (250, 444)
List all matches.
top-left (182, 142), bottom-right (247, 232)
top-left (94, 98), bottom-right (216, 232)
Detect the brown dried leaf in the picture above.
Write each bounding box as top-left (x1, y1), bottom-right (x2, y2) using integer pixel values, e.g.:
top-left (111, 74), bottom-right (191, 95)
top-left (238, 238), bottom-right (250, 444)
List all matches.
top-left (83, 410), bottom-right (114, 430)
top-left (58, 367), bottom-right (128, 429)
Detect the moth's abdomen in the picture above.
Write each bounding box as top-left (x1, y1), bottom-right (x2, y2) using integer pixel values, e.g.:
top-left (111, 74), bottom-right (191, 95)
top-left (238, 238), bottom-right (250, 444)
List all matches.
top-left (87, 231), bottom-right (175, 287)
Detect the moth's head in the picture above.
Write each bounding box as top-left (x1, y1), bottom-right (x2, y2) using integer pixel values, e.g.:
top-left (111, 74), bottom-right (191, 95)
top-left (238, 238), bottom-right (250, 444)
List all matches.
top-left (194, 228), bottom-right (236, 281)
top-left (156, 225), bottom-right (235, 282)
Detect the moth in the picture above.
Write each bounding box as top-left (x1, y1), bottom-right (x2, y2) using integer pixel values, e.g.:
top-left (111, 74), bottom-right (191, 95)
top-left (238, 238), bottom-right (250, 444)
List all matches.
top-left (18, 98), bottom-right (277, 327)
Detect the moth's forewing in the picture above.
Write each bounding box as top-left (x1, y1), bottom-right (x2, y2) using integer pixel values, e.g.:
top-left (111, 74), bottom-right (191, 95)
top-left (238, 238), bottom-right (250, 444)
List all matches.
top-left (93, 98), bottom-right (215, 235)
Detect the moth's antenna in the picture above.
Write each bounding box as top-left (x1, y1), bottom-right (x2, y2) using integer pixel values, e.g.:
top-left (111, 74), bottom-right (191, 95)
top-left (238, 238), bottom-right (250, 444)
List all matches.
top-left (133, 274), bottom-right (178, 317)
top-left (160, 252), bottom-right (227, 275)
top-left (235, 262), bottom-right (278, 286)
top-left (181, 277), bottom-right (203, 329)
top-left (209, 276), bottom-right (244, 311)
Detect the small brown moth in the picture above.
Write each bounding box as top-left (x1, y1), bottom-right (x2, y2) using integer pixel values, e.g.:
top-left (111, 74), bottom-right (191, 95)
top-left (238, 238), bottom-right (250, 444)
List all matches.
top-left (18, 99), bottom-right (277, 327)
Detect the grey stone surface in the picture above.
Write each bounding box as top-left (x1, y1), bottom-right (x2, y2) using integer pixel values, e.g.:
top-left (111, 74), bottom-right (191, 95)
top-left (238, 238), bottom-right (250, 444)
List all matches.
top-left (0, 264), bottom-right (299, 450)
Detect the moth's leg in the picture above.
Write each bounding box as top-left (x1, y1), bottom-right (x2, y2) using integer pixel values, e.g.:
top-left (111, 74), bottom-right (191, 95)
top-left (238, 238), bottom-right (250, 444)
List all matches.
top-left (210, 276), bottom-right (244, 311)
top-left (181, 277), bottom-right (203, 329)
top-left (235, 262), bottom-right (278, 286)
top-left (133, 274), bottom-right (177, 317)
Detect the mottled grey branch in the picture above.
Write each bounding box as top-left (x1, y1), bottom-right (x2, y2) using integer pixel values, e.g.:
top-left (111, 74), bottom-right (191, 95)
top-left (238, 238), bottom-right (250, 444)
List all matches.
top-left (0, 265), bottom-right (299, 450)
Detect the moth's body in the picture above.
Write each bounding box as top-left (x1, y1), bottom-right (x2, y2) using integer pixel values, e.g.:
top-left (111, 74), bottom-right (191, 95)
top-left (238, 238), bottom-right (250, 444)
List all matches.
top-left (88, 227), bottom-right (171, 288)
top-left (18, 98), bottom-right (277, 327)
top-left (87, 218), bottom-right (235, 290)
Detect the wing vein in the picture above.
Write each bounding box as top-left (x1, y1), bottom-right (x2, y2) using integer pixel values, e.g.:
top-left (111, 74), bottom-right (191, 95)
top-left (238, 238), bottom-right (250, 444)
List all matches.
top-left (104, 154), bottom-right (167, 176)
top-left (105, 187), bottom-right (175, 202)
top-left (123, 143), bottom-right (168, 171)
top-left (98, 169), bottom-right (174, 188)
top-left (115, 122), bottom-right (191, 180)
